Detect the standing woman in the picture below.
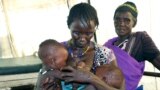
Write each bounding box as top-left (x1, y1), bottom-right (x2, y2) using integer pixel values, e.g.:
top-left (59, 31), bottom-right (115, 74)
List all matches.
top-left (104, 1), bottom-right (160, 90)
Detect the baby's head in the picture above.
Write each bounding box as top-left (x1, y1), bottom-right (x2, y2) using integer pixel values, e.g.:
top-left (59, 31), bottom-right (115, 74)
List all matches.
top-left (96, 65), bottom-right (124, 89)
top-left (38, 39), bottom-right (68, 70)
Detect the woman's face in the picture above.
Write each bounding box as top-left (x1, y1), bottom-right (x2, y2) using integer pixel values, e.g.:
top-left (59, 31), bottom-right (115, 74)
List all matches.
top-left (69, 20), bottom-right (96, 48)
top-left (114, 11), bottom-right (135, 37)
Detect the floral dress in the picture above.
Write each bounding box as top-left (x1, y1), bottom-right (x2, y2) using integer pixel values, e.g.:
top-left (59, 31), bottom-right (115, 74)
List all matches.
top-left (61, 42), bottom-right (116, 90)
top-left (92, 43), bottom-right (116, 72)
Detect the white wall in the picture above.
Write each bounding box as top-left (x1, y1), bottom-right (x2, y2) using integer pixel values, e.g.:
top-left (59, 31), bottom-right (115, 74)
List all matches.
top-left (91, 0), bottom-right (152, 45)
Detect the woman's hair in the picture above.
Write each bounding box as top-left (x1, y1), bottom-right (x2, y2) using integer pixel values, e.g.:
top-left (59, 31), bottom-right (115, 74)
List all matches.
top-left (67, 3), bottom-right (99, 28)
top-left (113, 1), bottom-right (138, 26)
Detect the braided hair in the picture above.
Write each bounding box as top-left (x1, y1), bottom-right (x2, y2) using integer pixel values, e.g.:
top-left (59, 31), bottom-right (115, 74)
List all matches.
top-left (67, 3), bottom-right (99, 29)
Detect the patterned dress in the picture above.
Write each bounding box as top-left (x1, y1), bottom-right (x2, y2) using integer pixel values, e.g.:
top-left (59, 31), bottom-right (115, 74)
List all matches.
top-left (61, 41), bottom-right (116, 90)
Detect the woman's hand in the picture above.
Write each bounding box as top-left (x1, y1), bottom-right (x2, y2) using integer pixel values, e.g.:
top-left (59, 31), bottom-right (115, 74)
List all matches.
top-left (61, 66), bottom-right (93, 83)
top-left (60, 66), bottom-right (125, 90)
top-left (51, 69), bottom-right (63, 79)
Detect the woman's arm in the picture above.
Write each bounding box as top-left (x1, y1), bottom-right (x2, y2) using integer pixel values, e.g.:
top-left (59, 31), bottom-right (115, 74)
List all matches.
top-left (94, 61), bottom-right (125, 90)
top-left (151, 54), bottom-right (160, 70)
top-left (61, 66), bottom-right (125, 90)
top-left (109, 52), bottom-right (125, 90)
top-left (141, 31), bottom-right (160, 70)
top-left (89, 72), bottom-right (125, 90)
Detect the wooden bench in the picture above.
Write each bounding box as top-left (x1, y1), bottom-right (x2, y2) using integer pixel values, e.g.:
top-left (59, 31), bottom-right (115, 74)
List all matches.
top-left (0, 72), bottom-right (38, 88)
top-left (0, 56), bottom-right (42, 88)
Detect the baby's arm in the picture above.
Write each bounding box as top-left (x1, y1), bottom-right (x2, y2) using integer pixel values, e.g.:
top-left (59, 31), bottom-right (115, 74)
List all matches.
top-left (36, 68), bottom-right (62, 90)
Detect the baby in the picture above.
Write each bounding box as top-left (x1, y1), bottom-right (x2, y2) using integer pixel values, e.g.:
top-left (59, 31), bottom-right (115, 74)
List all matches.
top-left (36, 39), bottom-right (68, 90)
top-left (36, 39), bottom-right (124, 90)
top-left (36, 39), bottom-right (94, 90)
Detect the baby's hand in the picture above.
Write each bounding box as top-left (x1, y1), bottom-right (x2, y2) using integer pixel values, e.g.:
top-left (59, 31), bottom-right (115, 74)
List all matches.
top-left (42, 77), bottom-right (53, 86)
top-left (77, 61), bottom-right (86, 69)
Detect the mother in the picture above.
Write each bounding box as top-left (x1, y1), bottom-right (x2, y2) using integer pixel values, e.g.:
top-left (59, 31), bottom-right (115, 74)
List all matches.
top-left (36, 3), bottom-right (124, 90)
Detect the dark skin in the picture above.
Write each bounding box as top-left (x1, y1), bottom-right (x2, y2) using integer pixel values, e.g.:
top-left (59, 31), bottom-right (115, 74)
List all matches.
top-left (36, 33), bottom-right (124, 90)
top-left (114, 11), bottom-right (160, 70)
top-left (66, 20), bottom-right (95, 71)
top-left (40, 46), bottom-right (68, 70)
top-left (36, 45), bottom-right (68, 90)
top-left (66, 42), bottom-right (95, 89)
top-left (36, 38), bottom-right (123, 90)
top-left (114, 11), bottom-right (135, 45)
top-left (96, 65), bottom-right (124, 89)
top-left (37, 69), bottom-right (62, 90)
top-left (61, 20), bottom-right (124, 90)
top-left (67, 47), bottom-right (95, 71)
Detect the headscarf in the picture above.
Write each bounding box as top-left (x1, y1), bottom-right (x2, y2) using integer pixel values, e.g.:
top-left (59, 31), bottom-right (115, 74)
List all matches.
top-left (114, 1), bottom-right (138, 27)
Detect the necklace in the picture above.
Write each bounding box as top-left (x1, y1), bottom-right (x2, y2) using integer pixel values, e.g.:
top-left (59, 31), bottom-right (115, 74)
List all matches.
top-left (82, 46), bottom-right (90, 55)
top-left (70, 46), bottom-right (90, 58)
top-left (68, 39), bottom-right (90, 58)
top-left (117, 39), bottom-right (128, 50)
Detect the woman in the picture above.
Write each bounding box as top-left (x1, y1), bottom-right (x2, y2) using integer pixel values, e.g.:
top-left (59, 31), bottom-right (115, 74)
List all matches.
top-left (104, 1), bottom-right (160, 90)
top-left (36, 2), bottom-right (125, 90)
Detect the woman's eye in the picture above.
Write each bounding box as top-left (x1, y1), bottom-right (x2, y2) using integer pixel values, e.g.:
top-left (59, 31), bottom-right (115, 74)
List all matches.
top-left (124, 18), bottom-right (130, 23)
top-left (86, 32), bottom-right (94, 36)
top-left (115, 17), bottom-right (131, 23)
top-left (73, 31), bottom-right (79, 35)
top-left (72, 31), bottom-right (94, 37)
top-left (115, 17), bottom-right (120, 21)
